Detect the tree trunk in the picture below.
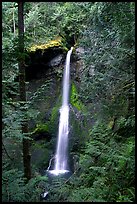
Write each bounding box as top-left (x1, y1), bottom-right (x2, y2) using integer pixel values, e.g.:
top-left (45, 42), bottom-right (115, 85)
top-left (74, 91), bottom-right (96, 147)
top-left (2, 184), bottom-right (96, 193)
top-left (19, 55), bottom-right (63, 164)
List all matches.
top-left (18, 2), bottom-right (31, 182)
top-left (12, 7), bottom-right (16, 37)
top-left (127, 88), bottom-right (135, 117)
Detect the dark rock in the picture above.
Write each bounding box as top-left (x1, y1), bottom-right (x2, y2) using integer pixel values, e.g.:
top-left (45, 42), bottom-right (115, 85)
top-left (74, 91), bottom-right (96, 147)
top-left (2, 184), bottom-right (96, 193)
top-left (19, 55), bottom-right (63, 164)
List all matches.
top-left (48, 54), bottom-right (64, 67)
top-left (25, 47), bottom-right (65, 81)
top-left (32, 132), bottom-right (52, 142)
top-left (40, 191), bottom-right (49, 201)
top-left (75, 47), bottom-right (85, 55)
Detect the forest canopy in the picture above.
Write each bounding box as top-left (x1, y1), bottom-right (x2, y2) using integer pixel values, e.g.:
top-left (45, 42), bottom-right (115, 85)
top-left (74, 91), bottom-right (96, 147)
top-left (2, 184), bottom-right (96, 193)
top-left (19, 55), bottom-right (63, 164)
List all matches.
top-left (2, 2), bottom-right (135, 202)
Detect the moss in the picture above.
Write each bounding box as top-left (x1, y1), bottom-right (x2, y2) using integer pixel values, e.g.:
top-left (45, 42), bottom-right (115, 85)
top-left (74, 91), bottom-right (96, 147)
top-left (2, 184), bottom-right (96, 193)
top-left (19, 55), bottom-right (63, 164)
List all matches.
top-left (70, 83), bottom-right (86, 111)
top-left (28, 36), bottom-right (68, 52)
top-left (47, 96), bottom-right (62, 135)
top-left (31, 143), bottom-right (50, 170)
top-left (33, 123), bottom-right (49, 134)
top-left (31, 95), bottom-right (62, 137)
top-left (108, 119), bottom-right (115, 129)
top-left (50, 106), bottom-right (59, 123)
top-left (50, 94), bottom-right (62, 122)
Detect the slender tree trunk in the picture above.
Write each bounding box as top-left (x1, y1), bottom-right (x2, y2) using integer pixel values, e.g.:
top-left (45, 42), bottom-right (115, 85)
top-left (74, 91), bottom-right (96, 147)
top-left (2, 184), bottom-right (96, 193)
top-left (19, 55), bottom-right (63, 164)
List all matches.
top-left (127, 88), bottom-right (135, 117)
top-left (18, 2), bottom-right (31, 182)
top-left (12, 7), bottom-right (16, 37)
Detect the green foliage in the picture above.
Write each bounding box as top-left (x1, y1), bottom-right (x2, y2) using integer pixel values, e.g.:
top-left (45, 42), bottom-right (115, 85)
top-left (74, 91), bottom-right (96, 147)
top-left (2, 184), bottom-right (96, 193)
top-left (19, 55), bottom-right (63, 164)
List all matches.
top-left (70, 83), bottom-right (86, 111)
top-left (2, 2), bottom-right (91, 48)
top-left (31, 93), bottom-right (61, 137)
top-left (2, 169), bottom-right (25, 202)
top-left (2, 168), bottom-right (48, 202)
top-left (49, 2), bottom-right (89, 47)
top-left (47, 96), bottom-right (61, 135)
top-left (77, 122), bottom-right (135, 202)
top-left (114, 115), bottom-right (135, 141)
top-left (47, 121), bottom-right (132, 202)
top-left (2, 2), bottom-right (135, 202)
top-left (47, 119), bottom-right (134, 202)
top-left (79, 2), bottom-right (135, 120)
top-left (33, 124), bottom-right (49, 134)
top-left (50, 104), bottom-right (60, 124)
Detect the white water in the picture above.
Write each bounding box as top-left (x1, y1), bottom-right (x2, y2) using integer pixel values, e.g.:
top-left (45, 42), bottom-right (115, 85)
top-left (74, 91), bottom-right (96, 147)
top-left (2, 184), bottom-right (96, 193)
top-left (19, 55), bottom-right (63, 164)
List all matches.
top-left (49, 47), bottom-right (73, 175)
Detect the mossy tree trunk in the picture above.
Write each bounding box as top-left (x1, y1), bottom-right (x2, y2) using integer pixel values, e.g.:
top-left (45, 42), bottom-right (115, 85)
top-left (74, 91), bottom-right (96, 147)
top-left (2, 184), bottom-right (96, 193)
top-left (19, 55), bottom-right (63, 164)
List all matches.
top-left (127, 89), bottom-right (135, 117)
top-left (18, 2), bottom-right (31, 182)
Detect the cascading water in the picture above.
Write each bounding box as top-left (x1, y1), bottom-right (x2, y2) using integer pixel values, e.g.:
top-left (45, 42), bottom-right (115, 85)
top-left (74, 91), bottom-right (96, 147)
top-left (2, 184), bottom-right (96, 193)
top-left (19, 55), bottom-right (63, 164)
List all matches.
top-left (48, 47), bottom-right (73, 176)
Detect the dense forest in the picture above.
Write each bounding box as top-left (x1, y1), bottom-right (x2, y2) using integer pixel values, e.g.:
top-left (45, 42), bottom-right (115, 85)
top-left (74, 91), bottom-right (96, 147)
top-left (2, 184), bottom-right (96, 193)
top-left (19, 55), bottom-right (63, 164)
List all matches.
top-left (2, 2), bottom-right (135, 202)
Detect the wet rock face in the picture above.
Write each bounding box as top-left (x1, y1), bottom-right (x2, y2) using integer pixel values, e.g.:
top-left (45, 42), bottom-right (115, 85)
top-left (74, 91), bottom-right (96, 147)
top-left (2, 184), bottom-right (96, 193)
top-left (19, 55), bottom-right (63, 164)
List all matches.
top-left (24, 45), bottom-right (85, 82)
top-left (25, 47), bottom-right (65, 81)
top-left (26, 46), bottom-right (86, 175)
top-left (48, 54), bottom-right (63, 67)
top-left (26, 45), bottom-right (84, 128)
top-left (75, 47), bottom-right (85, 56)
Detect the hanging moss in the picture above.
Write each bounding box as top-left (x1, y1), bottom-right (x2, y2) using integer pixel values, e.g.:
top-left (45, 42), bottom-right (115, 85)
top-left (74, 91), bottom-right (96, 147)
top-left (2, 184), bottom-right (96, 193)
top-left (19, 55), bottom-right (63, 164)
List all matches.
top-left (108, 118), bottom-right (115, 129)
top-left (50, 106), bottom-right (59, 123)
top-left (47, 96), bottom-right (62, 135)
top-left (31, 94), bottom-right (62, 139)
top-left (28, 36), bottom-right (68, 53)
top-left (33, 123), bottom-right (49, 134)
top-left (70, 83), bottom-right (86, 111)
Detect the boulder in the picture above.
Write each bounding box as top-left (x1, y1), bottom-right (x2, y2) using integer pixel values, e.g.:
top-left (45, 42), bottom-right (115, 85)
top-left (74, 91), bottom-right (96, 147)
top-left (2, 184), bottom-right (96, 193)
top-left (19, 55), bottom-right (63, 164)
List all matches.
top-left (48, 54), bottom-right (63, 67)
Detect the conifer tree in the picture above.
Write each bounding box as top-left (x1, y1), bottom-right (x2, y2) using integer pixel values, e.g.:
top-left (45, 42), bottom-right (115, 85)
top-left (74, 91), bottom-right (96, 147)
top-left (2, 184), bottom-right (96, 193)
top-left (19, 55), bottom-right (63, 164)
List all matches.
top-left (18, 2), bottom-right (31, 182)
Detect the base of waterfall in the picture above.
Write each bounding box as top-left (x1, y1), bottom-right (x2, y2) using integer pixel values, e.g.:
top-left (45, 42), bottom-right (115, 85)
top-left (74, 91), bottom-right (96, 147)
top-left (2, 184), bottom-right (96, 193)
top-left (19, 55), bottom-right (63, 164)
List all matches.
top-left (47, 169), bottom-right (70, 176)
top-left (46, 169), bottom-right (72, 180)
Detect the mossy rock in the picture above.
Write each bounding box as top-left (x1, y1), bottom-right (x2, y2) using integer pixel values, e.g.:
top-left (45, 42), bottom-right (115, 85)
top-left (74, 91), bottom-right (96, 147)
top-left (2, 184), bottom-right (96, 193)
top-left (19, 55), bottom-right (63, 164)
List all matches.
top-left (70, 83), bottom-right (86, 112)
top-left (31, 141), bottom-right (51, 171)
top-left (31, 123), bottom-right (52, 142)
top-left (33, 124), bottom-right (49, 134)
top-left (28, 36), bottom-right (68, 53)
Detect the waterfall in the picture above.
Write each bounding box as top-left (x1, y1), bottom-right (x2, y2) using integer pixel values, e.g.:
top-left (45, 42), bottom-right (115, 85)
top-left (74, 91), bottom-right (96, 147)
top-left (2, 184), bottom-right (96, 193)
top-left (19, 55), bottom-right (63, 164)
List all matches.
top-left (48, 47), bottom-right (73, 176)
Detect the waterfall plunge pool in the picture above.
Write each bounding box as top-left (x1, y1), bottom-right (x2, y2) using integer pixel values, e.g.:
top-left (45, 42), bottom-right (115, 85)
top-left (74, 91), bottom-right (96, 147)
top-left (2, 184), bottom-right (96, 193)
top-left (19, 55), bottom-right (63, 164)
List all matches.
top-left (46, 169), bottom-right (72, 181)
top-left (47, 169), bottom-right (70, 176)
